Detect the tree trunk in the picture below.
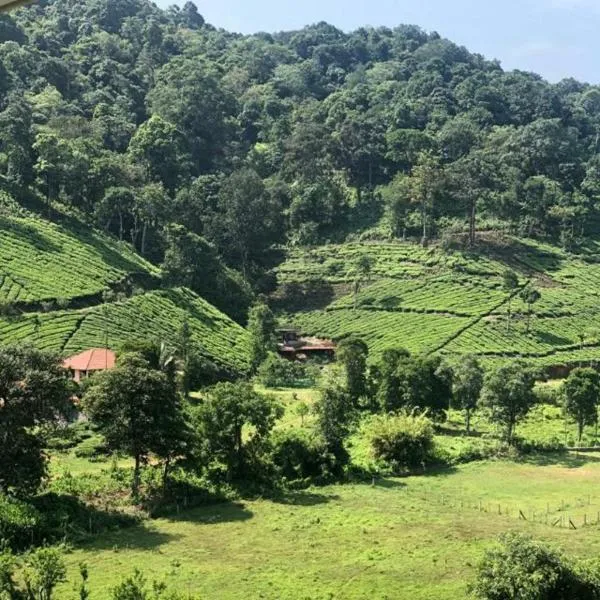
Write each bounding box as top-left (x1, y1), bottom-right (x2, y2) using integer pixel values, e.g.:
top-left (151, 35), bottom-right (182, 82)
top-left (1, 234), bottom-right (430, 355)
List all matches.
top-left (469, 197), bottom-right (476, 248)
top-left (162, 456), bottom-right (171, 496)
top-left (118, 211), bottom-right (124, 242)
top-left (141, 222), bottom-right (148, 256)
top-left (132, 454), bottom-right (141, 498)
top-left (421, 200), bottom-right (428, 246)
top-left (465, 409), bottom-right (471, 435)
top-left (235, 424), bottom-right (243, 479)
top-left (578, 421), bottom-right (584, 445)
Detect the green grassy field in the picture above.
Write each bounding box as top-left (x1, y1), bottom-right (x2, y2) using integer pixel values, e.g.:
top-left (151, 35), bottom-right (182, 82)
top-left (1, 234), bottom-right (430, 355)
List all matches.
top-left (275, 238), bottom-right (600, 369)
top-left (45, 384), bottom-right (600, 600)
top-left (54, 456), bottom-right (600, 600)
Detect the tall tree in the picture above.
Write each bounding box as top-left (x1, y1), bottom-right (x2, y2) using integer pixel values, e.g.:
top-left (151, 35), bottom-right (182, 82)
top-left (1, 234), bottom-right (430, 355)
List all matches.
top-left (336, 337), bottom-right (369, 404)
top-left (452, 355), bottom-right (484, 434)
top-left (563, 367), bottom-right (600, 444)
top-left (193, 382), bottom-right (282, 480)
top-left (0, 346), bottom-right (71, 496)
top-left (247, 301), bottom-right (276, 374)
top-left (83, 352), bottom-right (187, 497)
top-left (481, 362), bottom-right (536, 443)
top-left (520, 286), bottom-right (541, 334)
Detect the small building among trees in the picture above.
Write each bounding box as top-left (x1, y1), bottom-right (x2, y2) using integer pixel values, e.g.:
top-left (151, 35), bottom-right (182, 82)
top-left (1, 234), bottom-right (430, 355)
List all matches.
top-left (277, 328), bottom-right (336, 360)
top-left (63, 348), bottom-right (116, 382)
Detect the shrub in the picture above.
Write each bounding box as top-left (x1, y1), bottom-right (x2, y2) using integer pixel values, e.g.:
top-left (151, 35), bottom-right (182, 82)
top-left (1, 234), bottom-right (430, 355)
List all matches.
top-left (534, 384), bottom-right (560, 406)
top-left (45, 422), bottom-right (92, 451)
top-left (271, 429), bottom-right (336, 483)
top-left (0, 495), bottom-right (43, 551)
top-left (368, 411), bottom-right (435, 472)
top-left (258, 354), bottom-right (315, 388)
top-left (469, 533), bottom-right (600, 599)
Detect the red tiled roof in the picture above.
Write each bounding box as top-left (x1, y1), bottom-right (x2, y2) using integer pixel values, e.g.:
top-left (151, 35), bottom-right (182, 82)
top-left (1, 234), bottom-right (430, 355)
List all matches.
top-left (63, 348), bottom-right (116, 372)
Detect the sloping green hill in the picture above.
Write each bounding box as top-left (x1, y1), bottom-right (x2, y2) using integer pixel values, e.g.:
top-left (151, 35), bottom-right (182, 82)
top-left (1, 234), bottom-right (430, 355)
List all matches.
top-left (0, 288), bottom-right (249, 375)
top-left (274, 239), bottom-right (600, 371)
top-left (0, 213), bottom-right (156, 305)
top-left (0, 213), bottom-right (250, 375)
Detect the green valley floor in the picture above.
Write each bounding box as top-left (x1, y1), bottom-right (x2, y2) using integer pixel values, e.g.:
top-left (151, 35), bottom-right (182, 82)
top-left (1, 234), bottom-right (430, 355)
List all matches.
top-left (57, 455), bottom-right (600, 600)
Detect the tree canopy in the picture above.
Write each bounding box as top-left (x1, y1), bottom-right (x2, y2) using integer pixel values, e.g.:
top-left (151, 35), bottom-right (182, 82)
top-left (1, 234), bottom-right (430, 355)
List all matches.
top-left (2, 0), bottom-right (600, 286)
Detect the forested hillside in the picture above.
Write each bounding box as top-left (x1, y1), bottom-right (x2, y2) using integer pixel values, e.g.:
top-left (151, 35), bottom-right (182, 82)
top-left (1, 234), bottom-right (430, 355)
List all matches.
top-left (3, 0), bottom-right (600, 273)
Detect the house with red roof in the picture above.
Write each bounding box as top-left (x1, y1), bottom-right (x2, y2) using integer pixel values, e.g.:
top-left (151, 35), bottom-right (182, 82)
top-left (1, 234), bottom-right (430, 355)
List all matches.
top-left (63, 348), bottom-right (116, 382)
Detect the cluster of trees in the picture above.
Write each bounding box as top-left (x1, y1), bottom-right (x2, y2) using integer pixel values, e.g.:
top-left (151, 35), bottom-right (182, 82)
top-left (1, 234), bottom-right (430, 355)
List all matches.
top-left (333, 338), bottom-right (533, 444)
top-left (2, 0), bottom-right (600, 311)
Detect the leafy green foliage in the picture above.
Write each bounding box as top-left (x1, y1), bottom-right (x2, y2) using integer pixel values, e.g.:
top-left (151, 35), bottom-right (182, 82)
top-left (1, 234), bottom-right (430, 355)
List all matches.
top-left (247, 301), bottom-right (276, 373)
top-left (482, 362), bottom-right (537, 443)
top-left (161, 225), bottom-right (252, 324)
top-left (271, 428), bottom-right (335, 482)
top-left (257, 354), bottom-right (315, 388)
top-left (193, 382), bottom-right (283, 481)
top-left (336, 337), bottom-right (369, 403)
top-left (368, 411), bottom-right (435, 472)
top-left (452, 355), bottom-right (484, 434)
top-left (470, 533), bottom-right (600, 600)
top-left (83, 352), bottom-right (188, 496)
top-left (0, 345), bottom-right (72, 495)
top-left (562, 368), bottom-right (600, 443)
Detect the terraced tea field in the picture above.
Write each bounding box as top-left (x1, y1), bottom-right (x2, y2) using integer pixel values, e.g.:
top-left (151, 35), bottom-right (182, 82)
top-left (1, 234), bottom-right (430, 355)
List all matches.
top-left (276, 239), bottom-right (600, 369)
top-left (0, 214), bottom-right (156, 304)
top-left (0, 288), bottom-right (249, 374)
top-left (0, 212), bottom-right (251, 374)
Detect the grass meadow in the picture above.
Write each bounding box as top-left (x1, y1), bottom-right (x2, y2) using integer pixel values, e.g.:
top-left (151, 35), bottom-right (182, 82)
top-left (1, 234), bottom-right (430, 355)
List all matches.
top-left (49, 385), bottom-right (600, 599)
top-left (56, 456), bottom-right (600, 600)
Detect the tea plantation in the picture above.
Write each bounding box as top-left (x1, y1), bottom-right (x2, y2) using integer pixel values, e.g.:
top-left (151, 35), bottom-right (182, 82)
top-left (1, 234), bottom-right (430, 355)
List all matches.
top-left (0, 214), bottom-right (156, 304)
top-left (0, 214), bottom-right (250, 374)
top-left (0, 288), bottom-right (249, 374)
top-left (276, 238), bottom-right (600, 370)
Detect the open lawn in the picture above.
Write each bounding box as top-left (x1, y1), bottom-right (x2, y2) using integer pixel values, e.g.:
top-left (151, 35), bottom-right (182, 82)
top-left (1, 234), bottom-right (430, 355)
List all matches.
top-left (57, 456), bottom-right (600, 600)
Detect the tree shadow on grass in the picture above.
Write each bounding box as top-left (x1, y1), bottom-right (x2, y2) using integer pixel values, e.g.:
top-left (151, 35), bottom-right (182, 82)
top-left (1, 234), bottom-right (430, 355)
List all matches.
top-left (270, 490), bottom-right (340, 506)
top-left (165, 501), bottom-right (254, 525)
top-left (78, 524), bottom-right (181, 553)
top-left (516, 451), bottom-right (600, 468)
top-left (78, 501), bottom-right (254, 552)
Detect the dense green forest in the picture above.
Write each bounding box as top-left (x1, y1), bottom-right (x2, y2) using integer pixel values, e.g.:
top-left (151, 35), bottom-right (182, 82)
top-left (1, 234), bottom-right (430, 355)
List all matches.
top-left (3, 0), bottom-right (600, 291)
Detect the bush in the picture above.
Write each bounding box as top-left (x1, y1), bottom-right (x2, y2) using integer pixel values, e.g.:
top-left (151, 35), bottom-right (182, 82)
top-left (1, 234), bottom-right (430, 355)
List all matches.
top-left (271, 429), bottom-right (337, 483)
top-left (534, 384), bottom-right (560, 406)
top-left (258, 354), bottom-right (316, 388)
top-left (470, 533), bottom-right (600, 599)
top-left (368, 411), bottom-right (435, 472)
top-left (73, 434), bottom-right (109, 459)
top-left (0, 495), bottom-right (43, 551)
top-left (45, 422), bottom-right (93, 451)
